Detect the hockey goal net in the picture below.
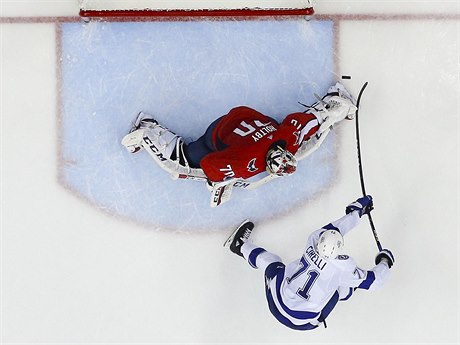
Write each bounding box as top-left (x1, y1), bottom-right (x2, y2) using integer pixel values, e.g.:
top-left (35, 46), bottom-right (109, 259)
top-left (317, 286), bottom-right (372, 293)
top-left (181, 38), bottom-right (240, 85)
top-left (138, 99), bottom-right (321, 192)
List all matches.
top-left (79, 0), bottom-right (314, 18)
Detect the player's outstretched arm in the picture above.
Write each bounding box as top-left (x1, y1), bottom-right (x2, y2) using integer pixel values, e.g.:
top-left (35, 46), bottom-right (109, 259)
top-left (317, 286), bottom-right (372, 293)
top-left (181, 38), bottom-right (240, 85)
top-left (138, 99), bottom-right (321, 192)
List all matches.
top-left (314, 196), bottom-right (373, 239)
top-left (340, 248), bottom-right (394, 292)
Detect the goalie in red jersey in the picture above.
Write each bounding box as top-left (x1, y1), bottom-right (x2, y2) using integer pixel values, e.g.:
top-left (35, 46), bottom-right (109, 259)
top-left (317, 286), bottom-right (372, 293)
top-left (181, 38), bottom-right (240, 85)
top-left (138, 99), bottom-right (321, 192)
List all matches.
top-left (122, 82), bottom-right (357, 206)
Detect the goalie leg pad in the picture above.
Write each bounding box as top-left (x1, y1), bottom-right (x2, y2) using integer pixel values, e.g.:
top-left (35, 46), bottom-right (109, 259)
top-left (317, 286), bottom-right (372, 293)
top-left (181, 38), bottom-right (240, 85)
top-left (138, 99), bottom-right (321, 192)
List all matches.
top-left (304, 82), bottom-right (357, 124)
top-left (141, 126), bottom-right (207, 180)
top-left (122, 123), bottom-right (179, 156)
top-left (122, 113), bottom-right (207, 180)
top-left (141, 125), bottom-right (180, 162)
top-left (317, 95), bottom-right (357, 133)
top-left (325, 82), bottom-right (356, 104)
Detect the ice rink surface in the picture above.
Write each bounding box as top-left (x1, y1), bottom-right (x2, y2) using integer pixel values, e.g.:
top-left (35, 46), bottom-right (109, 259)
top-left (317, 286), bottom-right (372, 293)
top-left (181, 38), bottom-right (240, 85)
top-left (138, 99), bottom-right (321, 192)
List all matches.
top-left (1, 0), bottom-right (459, 344)
top-left (59, 19), bottom-right (338, 230)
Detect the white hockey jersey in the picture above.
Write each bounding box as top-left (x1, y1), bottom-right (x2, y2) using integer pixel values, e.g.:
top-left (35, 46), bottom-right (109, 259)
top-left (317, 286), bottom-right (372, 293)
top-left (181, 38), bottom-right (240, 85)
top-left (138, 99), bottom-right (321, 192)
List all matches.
top-left (266, 211), bottom-right (390, 328)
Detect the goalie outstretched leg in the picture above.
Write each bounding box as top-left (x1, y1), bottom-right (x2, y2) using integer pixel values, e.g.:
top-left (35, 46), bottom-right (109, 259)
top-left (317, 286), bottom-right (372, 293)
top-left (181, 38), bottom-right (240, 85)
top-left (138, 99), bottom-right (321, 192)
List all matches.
top-left (307, 83), bottom-right (358, 135)
top-left (323, 82), bottom-right (357, 120)
top-left (121, 112), bottom-right (207, 180)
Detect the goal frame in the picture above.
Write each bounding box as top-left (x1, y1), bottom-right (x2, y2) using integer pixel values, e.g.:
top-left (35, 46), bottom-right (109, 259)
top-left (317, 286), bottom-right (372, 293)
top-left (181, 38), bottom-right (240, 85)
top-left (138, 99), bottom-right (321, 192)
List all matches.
top-left (79, 0), bottom-right (314, 18)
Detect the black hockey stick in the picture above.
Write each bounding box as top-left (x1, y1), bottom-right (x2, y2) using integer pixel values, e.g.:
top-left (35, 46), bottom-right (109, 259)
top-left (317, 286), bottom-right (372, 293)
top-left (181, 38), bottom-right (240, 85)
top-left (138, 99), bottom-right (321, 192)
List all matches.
top-left (354, 82), bottom-right (383, 251)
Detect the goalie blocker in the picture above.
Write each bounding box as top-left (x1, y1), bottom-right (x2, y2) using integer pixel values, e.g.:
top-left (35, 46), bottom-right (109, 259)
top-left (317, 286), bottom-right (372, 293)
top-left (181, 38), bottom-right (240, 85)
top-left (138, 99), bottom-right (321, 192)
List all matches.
top-left (121, 82), bottom-right (357, 207)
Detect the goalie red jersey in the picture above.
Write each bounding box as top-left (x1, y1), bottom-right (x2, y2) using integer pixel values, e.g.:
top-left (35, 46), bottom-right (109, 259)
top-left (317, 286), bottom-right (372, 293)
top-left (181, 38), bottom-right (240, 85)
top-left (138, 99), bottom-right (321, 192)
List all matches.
top-left (199, 106), bottom-right (320, 182)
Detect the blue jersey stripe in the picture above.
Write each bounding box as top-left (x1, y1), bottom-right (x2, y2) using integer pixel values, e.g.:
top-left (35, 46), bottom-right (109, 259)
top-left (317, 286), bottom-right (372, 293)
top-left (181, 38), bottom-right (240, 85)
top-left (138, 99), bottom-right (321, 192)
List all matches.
top-left (339, 287), bottom-right (354, 301)
top-left (266, 293), bottom-right (319, 331)
top-left (318, 291), bottom-right (339, 321)
top-left (358, 270), bottom-right (376, 290)
top-left (322, 223), bottom-right (340, 231)
top-left (265, 281), bottom-right (318, 331)
top-left (248, 247), bottom-right (266, 268)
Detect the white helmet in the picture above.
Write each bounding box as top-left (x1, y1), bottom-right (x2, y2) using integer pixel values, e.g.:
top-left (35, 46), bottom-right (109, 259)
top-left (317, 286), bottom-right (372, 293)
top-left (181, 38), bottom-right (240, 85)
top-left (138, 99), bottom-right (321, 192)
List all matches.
top-left (266, 145), bottom-right (297, 176)
top-left (317, 230), bottom-right (344, 259)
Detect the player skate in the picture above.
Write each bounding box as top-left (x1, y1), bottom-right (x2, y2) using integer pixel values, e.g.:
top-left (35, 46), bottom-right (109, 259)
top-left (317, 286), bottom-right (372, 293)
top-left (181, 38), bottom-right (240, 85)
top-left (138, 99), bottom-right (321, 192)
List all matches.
top-left (121, 112), bottom-right (207, 180)
top-left (223, 220), bottom-right (254, 257)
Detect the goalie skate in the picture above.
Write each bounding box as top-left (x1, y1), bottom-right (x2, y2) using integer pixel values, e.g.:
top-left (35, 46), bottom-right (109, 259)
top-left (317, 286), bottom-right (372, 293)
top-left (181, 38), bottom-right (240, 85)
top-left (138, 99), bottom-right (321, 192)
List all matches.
top-left (223, 220), bottom-right (254, 257)
top-left (121, 112), bottom-right (158, 153)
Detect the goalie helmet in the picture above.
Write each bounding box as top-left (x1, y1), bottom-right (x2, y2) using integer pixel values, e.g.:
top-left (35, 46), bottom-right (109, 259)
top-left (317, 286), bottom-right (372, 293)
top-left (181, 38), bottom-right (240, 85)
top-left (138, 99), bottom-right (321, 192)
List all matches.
top-left (317, 230), bottom-right (344, 260)
top-left (265, 145), bottom-right (297, 176)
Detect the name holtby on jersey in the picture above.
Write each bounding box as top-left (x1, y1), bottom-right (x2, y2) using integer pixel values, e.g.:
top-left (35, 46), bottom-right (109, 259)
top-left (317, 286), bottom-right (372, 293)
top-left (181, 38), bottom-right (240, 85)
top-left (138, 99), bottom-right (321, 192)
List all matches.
top-left (251, 124), bottom-right (277, 142)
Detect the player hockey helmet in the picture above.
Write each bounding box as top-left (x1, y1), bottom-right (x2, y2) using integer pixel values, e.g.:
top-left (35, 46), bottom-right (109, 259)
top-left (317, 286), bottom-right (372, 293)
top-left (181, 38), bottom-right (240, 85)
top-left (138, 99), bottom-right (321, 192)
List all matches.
top-left (317, 230), bottom-right (344, 260)
top-left (266, 144), bottom-right (297, 176)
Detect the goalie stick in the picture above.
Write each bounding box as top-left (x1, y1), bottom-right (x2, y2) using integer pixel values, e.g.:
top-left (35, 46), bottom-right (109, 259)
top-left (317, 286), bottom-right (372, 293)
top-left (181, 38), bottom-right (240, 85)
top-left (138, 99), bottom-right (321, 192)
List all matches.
top-left (354, 82), bottom-right (383, 251)
top-left (172, 171), bottom-right (279, 207)
top-left (208, 173), bottom-right (280, 207)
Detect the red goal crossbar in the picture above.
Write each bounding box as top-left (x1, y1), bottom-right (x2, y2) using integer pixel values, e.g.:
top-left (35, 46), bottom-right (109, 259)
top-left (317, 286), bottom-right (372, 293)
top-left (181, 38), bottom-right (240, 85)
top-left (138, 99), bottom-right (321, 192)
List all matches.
top-left (79, 8), bottom-right (314, 17)
top-left (79, 1), bottom-right (314, 18)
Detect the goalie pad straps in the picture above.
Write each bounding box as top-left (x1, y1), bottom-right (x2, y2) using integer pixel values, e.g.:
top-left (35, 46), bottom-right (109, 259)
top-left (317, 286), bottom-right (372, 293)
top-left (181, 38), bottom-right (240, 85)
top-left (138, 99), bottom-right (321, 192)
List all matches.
top-left (170, 140), bottom-right (208, 180)
top-left (141, 128), bottom-right (207, 181)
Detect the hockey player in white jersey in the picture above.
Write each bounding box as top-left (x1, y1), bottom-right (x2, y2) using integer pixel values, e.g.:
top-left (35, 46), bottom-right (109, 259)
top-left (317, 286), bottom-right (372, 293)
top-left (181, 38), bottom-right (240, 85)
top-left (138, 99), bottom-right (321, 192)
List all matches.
top-left (224, 195), bottom-right (395, 330)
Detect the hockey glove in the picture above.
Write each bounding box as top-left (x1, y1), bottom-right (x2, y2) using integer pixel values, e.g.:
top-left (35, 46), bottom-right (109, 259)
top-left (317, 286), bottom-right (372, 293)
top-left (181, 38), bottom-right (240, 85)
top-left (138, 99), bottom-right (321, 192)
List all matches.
top-left (345, 195), bottom-right (374, 217)
top-left (375, 249), bottom-right (395, 269)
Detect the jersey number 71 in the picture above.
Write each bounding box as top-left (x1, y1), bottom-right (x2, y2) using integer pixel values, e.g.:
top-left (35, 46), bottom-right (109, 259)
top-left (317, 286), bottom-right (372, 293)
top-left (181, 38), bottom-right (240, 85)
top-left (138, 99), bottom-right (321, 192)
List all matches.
top-left (287, 256), bottom-right (320, 301)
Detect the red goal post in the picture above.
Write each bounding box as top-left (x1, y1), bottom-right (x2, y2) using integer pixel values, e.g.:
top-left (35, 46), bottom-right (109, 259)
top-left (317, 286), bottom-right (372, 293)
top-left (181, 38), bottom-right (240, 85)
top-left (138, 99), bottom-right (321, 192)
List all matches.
top-left (79, 0), bottom-right (314, 18)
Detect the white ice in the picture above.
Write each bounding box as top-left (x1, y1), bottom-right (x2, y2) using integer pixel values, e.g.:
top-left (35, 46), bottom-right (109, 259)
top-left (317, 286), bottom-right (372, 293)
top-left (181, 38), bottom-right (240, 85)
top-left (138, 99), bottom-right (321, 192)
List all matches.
top-left (1, 0), bottom-right (459, 343)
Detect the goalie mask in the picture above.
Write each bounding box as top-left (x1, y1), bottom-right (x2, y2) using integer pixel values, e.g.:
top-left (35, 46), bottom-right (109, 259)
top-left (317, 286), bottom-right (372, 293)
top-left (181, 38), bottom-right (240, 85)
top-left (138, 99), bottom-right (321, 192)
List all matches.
top-left (317, 230), bottom-right (344, 260)
top-left (266, 145), bottom-right (297, 176)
